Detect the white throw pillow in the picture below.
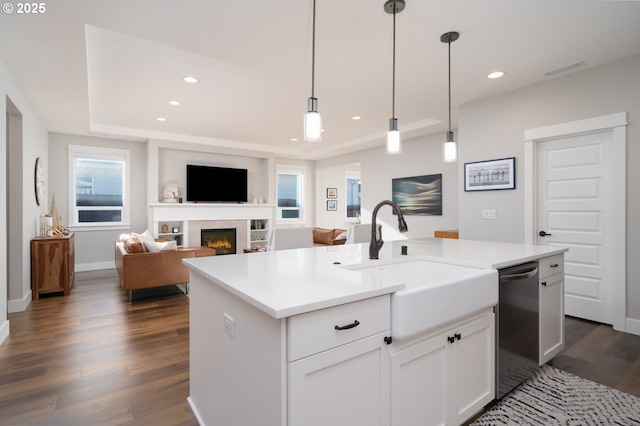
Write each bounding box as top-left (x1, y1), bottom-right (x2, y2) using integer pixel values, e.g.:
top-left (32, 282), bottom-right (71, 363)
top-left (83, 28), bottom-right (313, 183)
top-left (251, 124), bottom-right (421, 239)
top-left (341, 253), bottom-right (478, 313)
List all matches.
top-left (132, 230), bottom-right (159, 252)
top-left (156, 240), bottom-right (177, 251)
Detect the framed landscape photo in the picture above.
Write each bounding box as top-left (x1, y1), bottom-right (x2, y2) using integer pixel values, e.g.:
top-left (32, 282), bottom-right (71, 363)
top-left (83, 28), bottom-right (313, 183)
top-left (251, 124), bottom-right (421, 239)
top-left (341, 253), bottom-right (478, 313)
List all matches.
top-left (392, 173), bottom-right (442, 215)
top-left (327, 200), bottom-right (337, 211)
top-left (327, 188), bottom-right (337, 199)
top-left (464, 157), bottom-right (516, 191)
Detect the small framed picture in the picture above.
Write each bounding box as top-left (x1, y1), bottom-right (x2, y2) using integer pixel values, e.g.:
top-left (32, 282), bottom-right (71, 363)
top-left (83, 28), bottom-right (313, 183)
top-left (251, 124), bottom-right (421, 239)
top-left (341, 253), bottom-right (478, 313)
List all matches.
top-left (172, 227), bottom-right (179, 233)
top-left (327, 188), bottom-right (337, 199)
top-left (327, 200), bottom-right (337, 211)
top-left (464, 157), bottom-right (516, 191)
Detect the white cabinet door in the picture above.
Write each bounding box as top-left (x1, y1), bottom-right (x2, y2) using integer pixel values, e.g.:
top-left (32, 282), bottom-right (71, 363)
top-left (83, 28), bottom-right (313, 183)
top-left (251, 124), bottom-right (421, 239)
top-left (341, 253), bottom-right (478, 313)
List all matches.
top-left (540, 272), bottom-right (565, 364)
top-left (390, 331), bottom-right (448, 426)
top-left (449, 313), bottom-right (495, 425)
top-left (289, 331), bottom-right (390, 426)
top-left (390, 312), bottom-right (495, 426)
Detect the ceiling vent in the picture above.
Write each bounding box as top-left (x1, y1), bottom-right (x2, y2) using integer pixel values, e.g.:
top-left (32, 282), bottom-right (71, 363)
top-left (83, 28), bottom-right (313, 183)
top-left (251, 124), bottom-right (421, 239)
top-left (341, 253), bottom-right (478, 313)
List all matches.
top-left (543, 61), bottom-right (586, 77)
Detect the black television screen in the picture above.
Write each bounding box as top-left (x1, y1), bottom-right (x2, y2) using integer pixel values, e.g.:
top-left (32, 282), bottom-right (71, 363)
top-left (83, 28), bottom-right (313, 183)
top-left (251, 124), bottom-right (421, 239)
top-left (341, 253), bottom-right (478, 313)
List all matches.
top-left (186, 165), bottom-right (248, 203)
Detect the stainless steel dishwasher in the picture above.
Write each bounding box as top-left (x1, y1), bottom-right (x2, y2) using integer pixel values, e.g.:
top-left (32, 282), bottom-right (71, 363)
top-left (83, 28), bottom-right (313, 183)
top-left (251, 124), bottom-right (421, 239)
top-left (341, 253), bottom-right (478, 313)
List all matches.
top-left (496, 261), bottom-right (540, 399)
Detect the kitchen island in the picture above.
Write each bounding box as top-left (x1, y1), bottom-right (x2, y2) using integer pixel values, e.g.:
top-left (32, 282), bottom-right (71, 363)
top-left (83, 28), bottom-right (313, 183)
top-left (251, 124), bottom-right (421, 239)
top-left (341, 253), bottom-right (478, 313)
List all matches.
top-left (184, 237), bottom-right (567, 426)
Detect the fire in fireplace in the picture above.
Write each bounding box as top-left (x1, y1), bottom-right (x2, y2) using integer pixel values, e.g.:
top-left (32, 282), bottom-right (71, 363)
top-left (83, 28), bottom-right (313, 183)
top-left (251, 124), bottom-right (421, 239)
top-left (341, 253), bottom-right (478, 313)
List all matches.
top-left (201, 228), bottom-right (237, 255)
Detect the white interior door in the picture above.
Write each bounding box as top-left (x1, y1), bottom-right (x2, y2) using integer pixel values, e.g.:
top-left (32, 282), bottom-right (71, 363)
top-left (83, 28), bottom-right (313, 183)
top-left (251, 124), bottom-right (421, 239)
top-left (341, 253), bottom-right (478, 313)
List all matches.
top-left (536, 131), bottom-right (614, 324)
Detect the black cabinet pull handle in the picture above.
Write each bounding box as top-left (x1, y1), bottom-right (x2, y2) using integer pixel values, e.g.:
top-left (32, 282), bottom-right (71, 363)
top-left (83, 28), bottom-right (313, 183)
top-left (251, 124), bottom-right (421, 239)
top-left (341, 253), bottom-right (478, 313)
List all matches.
top-left (384, 336), bottom-right (393, 345)
top-left (447, 336), bottom-right (455, 344)
top-left (335, 320), bottom-right (360, 331)
top-left (550, 263), bottom-right (559, 268)
top-left (455, 333), bottom-right (461, 341)
top-left (542, 281), bottom-right (547, 286)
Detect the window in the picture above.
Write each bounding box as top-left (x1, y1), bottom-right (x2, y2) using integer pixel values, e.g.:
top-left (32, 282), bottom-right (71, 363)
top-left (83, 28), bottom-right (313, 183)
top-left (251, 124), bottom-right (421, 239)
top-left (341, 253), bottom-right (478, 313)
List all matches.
top-left (68, 145), bottom-right (130, 228)
top-left (346, 171), bottom-right (361, 221)
top-left (276, 165), bottom-right (305, 222)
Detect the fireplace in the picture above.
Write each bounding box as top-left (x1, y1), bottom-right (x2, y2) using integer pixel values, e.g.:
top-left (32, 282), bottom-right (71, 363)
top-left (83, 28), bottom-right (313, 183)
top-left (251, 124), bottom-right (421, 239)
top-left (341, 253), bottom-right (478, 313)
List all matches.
top-left (201, 228), bottom-right (237, 255)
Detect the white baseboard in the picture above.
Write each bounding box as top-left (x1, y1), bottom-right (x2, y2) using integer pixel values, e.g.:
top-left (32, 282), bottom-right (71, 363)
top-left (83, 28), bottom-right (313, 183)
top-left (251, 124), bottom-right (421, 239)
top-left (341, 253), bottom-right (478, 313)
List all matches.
top-left (8, 290), bottom-right (32, 313)
top-left (75, 261), bottom-right (115, 272)
top-left (0, 319), bottom-right (9, 346)
top-left (625, 317), bottom-right (640, 337)
top-left (187, 397), bottom-right (205, 426)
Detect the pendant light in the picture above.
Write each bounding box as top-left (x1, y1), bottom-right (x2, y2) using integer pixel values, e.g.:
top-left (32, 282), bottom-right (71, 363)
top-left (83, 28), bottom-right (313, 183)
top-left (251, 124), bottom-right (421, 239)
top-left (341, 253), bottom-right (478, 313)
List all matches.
top-left (441, 31), bottom-right (459, 162)
top-left (304, 0), bottom-right (322, 142)
top-left (385, 0), bottom-right (404, 154)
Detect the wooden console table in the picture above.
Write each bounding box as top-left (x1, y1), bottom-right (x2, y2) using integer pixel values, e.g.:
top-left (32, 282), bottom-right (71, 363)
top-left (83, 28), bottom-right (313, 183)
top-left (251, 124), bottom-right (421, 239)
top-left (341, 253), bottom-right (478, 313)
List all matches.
top-left (434, 229), bottom-right (459, 239)
top-left (31, 233), bottom-right (75, 299)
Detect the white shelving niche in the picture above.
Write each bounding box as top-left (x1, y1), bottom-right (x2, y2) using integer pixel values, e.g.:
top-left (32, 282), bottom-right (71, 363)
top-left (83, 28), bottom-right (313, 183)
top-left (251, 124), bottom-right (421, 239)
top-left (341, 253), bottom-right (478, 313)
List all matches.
top-left (149, 203), bottom-right (274, 253)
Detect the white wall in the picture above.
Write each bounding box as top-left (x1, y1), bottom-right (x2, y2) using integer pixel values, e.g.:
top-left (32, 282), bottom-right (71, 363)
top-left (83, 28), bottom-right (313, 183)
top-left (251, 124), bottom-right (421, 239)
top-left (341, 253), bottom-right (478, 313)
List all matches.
top-left (316, 132), bottom-right (459, 241)
top-left (157, 144), bottom-right (269, 204)
top-left (458, 53), bottom-right (640, 322)
top-left (48, 133), bottom-right (148, 271)
top-left (315, 162), bottom-right (360, 230)
top-left (1, 55), bottom-right (49, 328)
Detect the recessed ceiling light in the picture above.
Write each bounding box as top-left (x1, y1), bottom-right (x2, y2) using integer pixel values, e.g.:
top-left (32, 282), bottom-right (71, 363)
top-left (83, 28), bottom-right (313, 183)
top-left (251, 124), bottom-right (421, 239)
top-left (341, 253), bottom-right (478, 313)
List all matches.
top-left (352, 116), bottom-right (362, 120)
top-left (183, 76), bottom-right (199, 83)
top-left (488, 71), bottom-right (505, 79)
top-left (168, 100), bottom-right (181, 106)
top-left (156, 117), bottom-right (167, 122)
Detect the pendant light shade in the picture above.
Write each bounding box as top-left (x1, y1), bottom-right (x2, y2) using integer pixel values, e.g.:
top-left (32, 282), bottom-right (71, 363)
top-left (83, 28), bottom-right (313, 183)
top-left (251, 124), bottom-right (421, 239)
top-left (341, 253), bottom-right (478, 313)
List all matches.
top-left (441, 31), bottom-right (459, 162)
top-left (387, 118), bottom-right (401, 154)
top-left (443, 132), bottom-right (457, 162)
top-left (304, 98), bottom-right (322, 142)
top-left (385, 0), bottom-right (404, 155)
top-left (304, 0), bottom-right (322, 142)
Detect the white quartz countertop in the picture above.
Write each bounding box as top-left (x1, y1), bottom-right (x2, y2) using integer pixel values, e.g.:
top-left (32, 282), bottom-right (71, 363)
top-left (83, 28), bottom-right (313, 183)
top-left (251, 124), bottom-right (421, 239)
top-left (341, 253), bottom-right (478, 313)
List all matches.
top-left (183, 237), bottom-right (567, 319)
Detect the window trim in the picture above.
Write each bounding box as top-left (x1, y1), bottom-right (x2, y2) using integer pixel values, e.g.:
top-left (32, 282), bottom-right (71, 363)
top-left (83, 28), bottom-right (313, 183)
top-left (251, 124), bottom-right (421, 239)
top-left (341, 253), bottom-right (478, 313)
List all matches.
top-left (67, 144), bottom-right (131, 230)
top-left (276, 164), bottom-right (306, 224)
top-left (345, 170), bottom-right (361, 222)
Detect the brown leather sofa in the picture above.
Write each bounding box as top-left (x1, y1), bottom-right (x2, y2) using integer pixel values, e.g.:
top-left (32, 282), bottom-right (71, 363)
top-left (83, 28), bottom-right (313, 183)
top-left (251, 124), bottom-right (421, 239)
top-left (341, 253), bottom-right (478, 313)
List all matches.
top-left (312, 227), bottom-right (348, 246)
top-left (115, 241), bottom-right (215, 300)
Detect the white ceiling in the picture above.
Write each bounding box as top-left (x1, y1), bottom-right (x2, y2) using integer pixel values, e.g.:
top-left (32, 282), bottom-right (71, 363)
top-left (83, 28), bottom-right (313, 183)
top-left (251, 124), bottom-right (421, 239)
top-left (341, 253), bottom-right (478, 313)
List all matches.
top-left (2, 0), bottom-right (640, 159)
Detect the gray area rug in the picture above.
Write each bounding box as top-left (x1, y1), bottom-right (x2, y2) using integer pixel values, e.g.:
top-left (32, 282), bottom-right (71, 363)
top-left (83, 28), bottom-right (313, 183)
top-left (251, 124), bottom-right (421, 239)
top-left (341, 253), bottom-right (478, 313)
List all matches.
top-left (471, 365), bottom-right (640, 425)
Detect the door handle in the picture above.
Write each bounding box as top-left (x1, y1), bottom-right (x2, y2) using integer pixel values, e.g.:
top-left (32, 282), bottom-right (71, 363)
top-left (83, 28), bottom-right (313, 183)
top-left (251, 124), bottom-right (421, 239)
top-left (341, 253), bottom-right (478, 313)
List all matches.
top-left (539, 231), bottom-right (552, 237)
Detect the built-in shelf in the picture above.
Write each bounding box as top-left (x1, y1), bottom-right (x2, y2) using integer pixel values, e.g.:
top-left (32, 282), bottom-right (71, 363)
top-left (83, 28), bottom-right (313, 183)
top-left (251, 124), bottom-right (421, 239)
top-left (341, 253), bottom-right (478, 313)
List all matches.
top-left (149, 203), bottom-right (275, 251)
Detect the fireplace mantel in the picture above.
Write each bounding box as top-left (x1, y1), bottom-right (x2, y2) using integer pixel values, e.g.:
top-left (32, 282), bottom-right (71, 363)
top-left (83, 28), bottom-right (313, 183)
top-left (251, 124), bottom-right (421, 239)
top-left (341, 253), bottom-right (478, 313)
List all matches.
top-left (149, 203), bottom-right (275, 249)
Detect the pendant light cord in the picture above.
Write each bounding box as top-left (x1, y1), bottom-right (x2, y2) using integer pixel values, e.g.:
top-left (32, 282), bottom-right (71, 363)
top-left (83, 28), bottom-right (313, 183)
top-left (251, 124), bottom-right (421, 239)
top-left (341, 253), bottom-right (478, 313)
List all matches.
top-left (447, 39), bottom-right (451, 132)
top-left (311, 0), bottom-right (316, 99)
top-left (391, 1), bottom-right (396, 119)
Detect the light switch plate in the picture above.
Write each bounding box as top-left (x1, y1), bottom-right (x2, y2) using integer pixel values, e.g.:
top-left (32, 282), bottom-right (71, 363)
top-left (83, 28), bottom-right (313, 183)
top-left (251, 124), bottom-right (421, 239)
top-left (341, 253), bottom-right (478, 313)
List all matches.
top-left (482, 209), bottom-right (497, 220)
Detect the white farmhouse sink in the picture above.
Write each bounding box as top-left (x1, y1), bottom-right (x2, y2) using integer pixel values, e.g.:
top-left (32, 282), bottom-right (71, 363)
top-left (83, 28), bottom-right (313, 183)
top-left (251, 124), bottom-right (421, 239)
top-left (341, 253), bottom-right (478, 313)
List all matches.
top-left (356, 260), bottom-right (498, 340)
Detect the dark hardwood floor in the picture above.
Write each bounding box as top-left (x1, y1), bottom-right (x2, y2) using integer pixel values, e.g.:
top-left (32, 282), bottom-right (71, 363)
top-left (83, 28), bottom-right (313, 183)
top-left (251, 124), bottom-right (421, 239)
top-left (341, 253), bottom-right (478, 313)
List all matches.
top-left (2, 270), bottom-right (640, 425)
top-left (0, 270), bottom-right (198, 426)
top-left (549, 315), bottom-right (640, 397)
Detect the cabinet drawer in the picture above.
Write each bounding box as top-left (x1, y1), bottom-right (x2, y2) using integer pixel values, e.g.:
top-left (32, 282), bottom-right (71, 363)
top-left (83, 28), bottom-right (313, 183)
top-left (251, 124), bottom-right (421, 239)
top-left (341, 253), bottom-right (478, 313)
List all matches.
top-left (288, 295), bottom-right (390, 361)
top-left (539, 254), bottom-right (564, 278)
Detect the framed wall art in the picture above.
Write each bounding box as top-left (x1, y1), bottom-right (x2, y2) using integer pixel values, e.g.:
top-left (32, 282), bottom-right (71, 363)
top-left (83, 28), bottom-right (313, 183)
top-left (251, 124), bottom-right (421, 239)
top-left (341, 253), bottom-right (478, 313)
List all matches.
top-left (464, 157), bottom-right (515, 191)
top-left (327, 200), bottom-right (337, 211)
top-left (326, 188), bottom-right (337, 199)
top-left (392, 173), bottom-right (442, 216)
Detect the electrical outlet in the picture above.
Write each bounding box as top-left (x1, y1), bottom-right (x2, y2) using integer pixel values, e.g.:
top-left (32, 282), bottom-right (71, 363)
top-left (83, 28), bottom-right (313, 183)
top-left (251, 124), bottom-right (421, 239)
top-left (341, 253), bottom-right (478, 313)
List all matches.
top-left (223, 313), bottom-right (235, 339)
top-left (482, 209), bottom-right (497, 220)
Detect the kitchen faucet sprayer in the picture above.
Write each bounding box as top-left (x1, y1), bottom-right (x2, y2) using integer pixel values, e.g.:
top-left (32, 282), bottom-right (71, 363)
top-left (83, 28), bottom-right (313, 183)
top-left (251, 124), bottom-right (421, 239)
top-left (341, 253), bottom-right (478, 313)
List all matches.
top-left (369, 200), bottom-right (408, 259)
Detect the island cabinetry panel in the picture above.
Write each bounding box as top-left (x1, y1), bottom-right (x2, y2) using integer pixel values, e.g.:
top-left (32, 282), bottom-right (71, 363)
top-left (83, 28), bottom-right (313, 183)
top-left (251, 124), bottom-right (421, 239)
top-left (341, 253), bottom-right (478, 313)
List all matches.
top-left (188, 269), bottom-right (392, 426)
top-left (288, 296), bottom-right (391, 426)
top-left (390, 310), bottom-right (495, 426)
top-left (539, 253), bottom-right (565, 364)
top-left (30, 233), bottom-right (75, 299)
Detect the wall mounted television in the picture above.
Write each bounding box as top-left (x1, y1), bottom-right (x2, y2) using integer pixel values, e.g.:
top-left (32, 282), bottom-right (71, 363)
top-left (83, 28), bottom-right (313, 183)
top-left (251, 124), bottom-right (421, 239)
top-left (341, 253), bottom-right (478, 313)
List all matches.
top-left (186, 164), bottom-right (248, 203)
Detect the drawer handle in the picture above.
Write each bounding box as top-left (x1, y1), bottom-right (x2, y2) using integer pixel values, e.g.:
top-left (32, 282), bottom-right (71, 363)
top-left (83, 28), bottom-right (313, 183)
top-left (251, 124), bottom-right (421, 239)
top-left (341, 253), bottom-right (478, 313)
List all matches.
top-left (335, 320), bottom-right (360, 331)
top-left (550, 263), bottom-right (559, 268)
